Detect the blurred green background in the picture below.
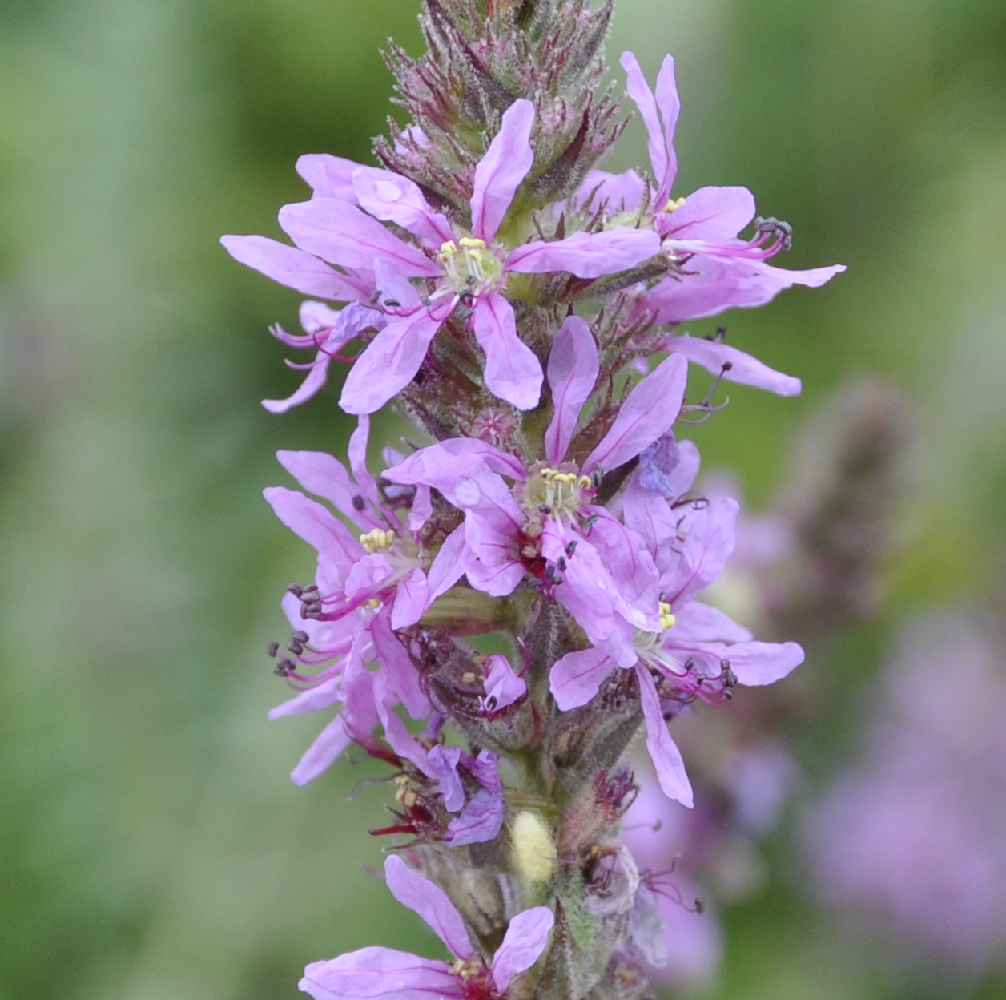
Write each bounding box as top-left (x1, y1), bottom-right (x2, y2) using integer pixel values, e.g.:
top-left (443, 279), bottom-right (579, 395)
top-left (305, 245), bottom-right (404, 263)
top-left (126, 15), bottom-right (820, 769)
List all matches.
top-left (2, 1), bottom-right (1004, 998)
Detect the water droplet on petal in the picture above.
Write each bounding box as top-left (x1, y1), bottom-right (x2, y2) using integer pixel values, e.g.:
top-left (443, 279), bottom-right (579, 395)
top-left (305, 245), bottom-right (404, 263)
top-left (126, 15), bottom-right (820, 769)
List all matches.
top-left (457, 478), bottom-right (480, 506)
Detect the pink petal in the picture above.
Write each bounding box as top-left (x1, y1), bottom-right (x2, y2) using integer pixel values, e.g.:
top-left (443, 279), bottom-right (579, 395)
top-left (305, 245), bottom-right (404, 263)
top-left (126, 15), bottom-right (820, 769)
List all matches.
top-left (348, 414), bottom-right (379, 504)
top-left (652, 55), bottom-right (681, 203)
top-left (665, 334), bottom-right (801, 396)
top-left (585, 512), bottom-right (660, 614)
top-left (264, 303), bottom-right (384, 414)
top-left (464, 512), bottom-right (525, 597)
top-left (724, 640), bottom-right (804, 686)
top-left (666, 186), bottom-right (756, 241)
top-left (471, 99), bottom-right (535, 242)
top-left (300, 300), bottom-right (343, 330)
top-left (374, 603), bottom-right (428, 712)
top-left (576, 168), bottom-right (647, 213)
top-left (373, 258), bottom-right (422, 311)
top-left (289, 715), bottom-right (353, 786)
top-left (296, 153), bottom-right (360, 201)
top-left (408, 483), bottom-right (433, 532)
top-left (473, 293), bottom-right (543, 410)
top-left (384, 439), bottom-right (526, 495)
top-left (646, 256), bottom-right (742, 321)
top-left (353, 165), bottom-right (453, 246)
top-left (263, 349), bottom-right (333, 414)
top-left (279, 199), bottom-right (439, 277)
top-left (301, 947), bottom-right (458, 999)
top-left (541, 525), bottom-right (635, 666)
top-left (384, 855), bottom-right (474, 959)
top-left (268, 674), bottom-right (342, 720)
top-left (426, 525), bottom-right (468, 600)
top-left (483, 654), bottom-right (527, 711)
top-left (620, 52), bottom-right (679, 203)
top-left (507, 227), bottom-right (660, 278)
top-left (220, 235), bottom-right (360, 300)
top-left (549, 647), bottom-right (617, 711)
top-left (584, 354), bottom-right (688, 474)
top-left (391, 567), bottom-right (431, 630)
top-left (544, 315), bottom-right (598, 464)
top-left (637, 664), bottom-right (693, 807)
top-left (620, 480), bottom-right (680, 577)
top-left (263, 486), bottom-right (361, 574)
top-left (275, 450), bottom-right (379, 530)
top-left (445, 788), bottom-right (505, 847)
top-left (672, 601), bottom-right (753, 643)
top-left (664, 496), bottom-right (738, 607)
top-left (491, 906), bottom-right (555, 991)
top-left (343, 554), bottom-right (394, 600)
top-left (339, 305), bottom-right (447, 415)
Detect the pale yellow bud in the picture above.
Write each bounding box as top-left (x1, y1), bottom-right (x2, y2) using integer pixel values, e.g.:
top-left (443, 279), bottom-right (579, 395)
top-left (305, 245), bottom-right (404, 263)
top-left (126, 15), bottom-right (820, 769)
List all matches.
top-left (511, 810), bottom-right (557, 888)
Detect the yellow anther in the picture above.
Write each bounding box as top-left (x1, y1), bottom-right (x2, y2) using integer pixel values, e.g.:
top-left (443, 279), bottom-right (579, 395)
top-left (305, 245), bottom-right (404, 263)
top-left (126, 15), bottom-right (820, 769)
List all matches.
top-left (359, 528), bottom-right (396, 553)
top-left (664, 196), bottom-right (686, 213)
top-left (458, 237), bottom-right (486, 249)
top-left (394, 775), bottom-right (412, 803)
top-left (365, 598), bottom-right (382, 610)
top-left (540, 467), bottom-right (556, 479)
top-left (658, 600), bottom-right (676, 631)
top-left (451, 958), bottom-right (482, 981)
top-left (438, 240), bottom-right (458, 258)
top-left (578, 475), bottom-right (592, 489)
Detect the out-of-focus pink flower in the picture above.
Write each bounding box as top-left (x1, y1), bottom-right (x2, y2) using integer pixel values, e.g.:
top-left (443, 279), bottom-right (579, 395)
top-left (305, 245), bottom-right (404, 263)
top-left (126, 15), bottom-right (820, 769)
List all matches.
top-left (803, 610), bottom-right (1006, 974)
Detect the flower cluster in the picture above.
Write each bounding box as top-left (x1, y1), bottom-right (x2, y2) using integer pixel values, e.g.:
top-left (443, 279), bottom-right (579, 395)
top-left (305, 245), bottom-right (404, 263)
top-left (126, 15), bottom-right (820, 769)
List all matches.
top-left (225, 3), bottom-right (841, 998)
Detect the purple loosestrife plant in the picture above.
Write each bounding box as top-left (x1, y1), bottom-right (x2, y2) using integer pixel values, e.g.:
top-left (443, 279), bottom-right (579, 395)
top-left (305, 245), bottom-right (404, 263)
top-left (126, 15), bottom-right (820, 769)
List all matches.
top-left (223, 3), bottom-right (842, 998)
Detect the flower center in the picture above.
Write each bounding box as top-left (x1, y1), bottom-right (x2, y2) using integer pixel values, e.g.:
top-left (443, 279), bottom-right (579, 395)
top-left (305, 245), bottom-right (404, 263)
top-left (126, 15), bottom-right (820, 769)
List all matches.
top-left (438, 237), bottom-right (503, 297)
top-left (634, 601), bottom-right (676, 656)
top-left (523, 465), bottom-right (592, 520)
top-left (658, 600), bottom-right (676, 631)
top-left (359, 528), bottom-right (396, 553)
top-left (451, 958), bottom-right (484, 981)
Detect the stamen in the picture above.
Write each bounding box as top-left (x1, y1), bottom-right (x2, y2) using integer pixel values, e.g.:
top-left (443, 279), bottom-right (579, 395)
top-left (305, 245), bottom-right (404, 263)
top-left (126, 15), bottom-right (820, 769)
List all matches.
top-left (436, 237), bottom-right (503, 296)
top-left (753, 216), bottom-right (792, 253)
top-left (359, 528), bottom-right (396, 553)
top-left (658, 601), bottom-right (676, 631)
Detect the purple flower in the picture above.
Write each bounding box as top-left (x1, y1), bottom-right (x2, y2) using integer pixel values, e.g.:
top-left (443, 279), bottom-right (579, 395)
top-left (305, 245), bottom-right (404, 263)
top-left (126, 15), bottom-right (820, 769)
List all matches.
top-left (300, 855), bottom-right (554, 999)
top-left (377, 701), bottom-right (506, 847)
top-left (384, 316), bottom-right (689, 665)
top-left (550, 481), bottom-right (803, 806)
top-left (481, 653), bottom-right (528, 717)
top-left (224, 100), bottom-right (659, 414)
top-left (578, 52), bottom-right (843, 396)
top-left (803, 610), bottom-right (1006, 974)
top-left (261, 301), bottom-right (385, 414)
top-left (264, 417), bottom-right (459, 782)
